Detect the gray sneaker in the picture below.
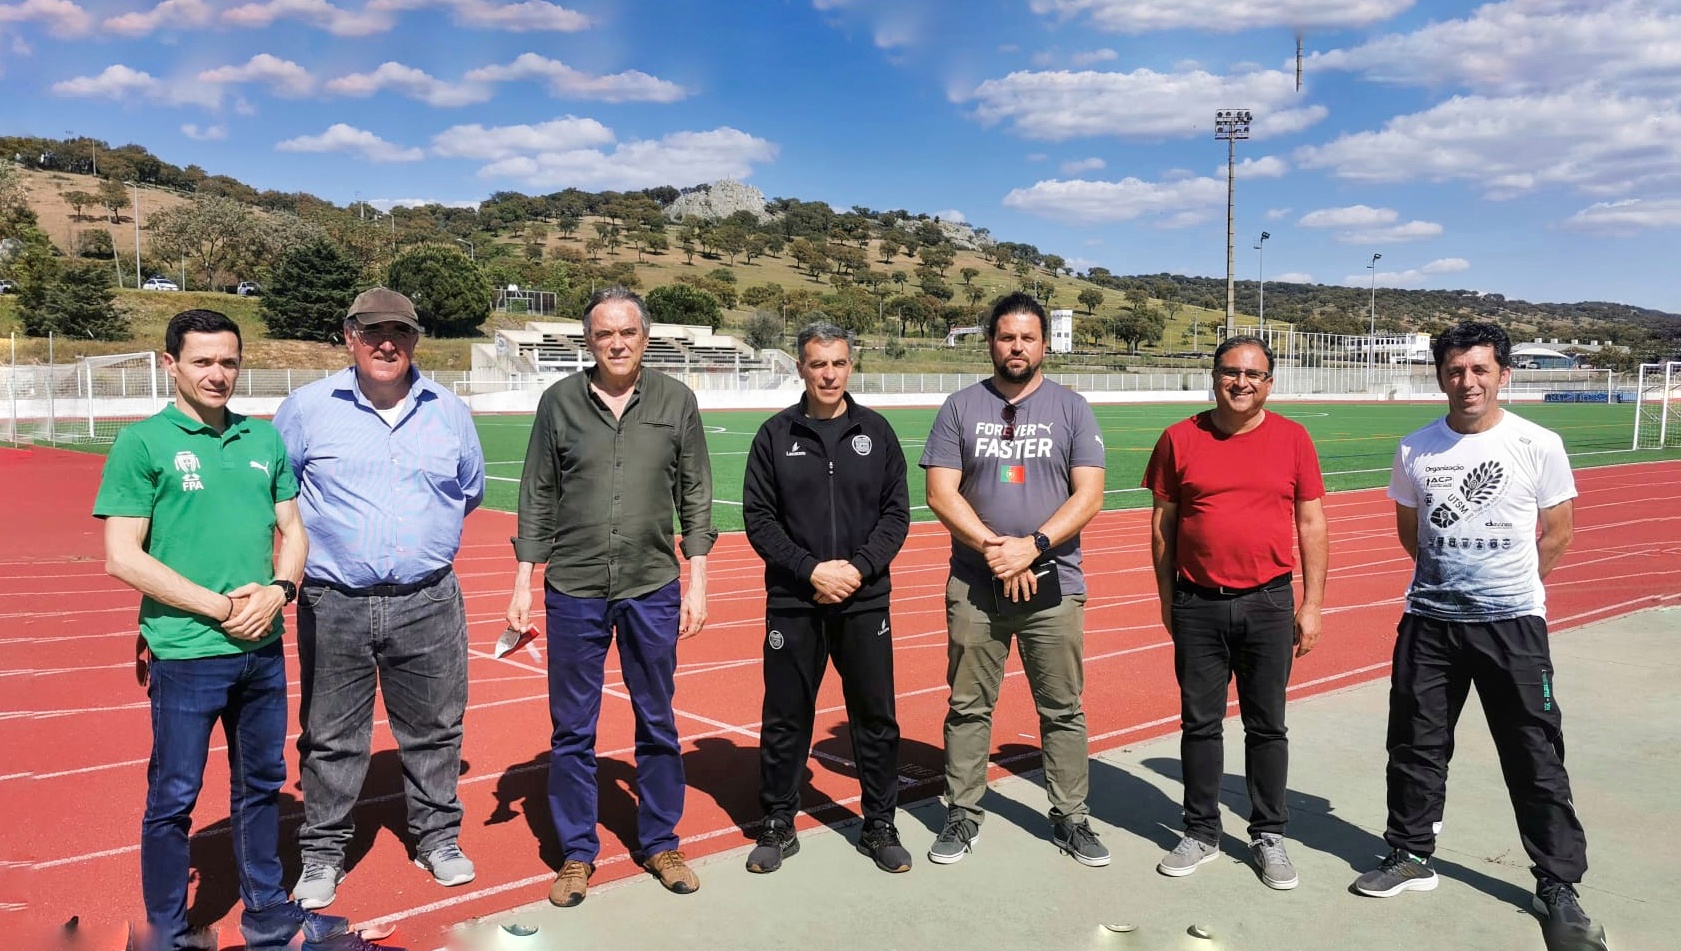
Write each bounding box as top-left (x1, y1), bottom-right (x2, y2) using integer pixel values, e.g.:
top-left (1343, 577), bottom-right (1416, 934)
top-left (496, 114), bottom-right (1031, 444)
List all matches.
top-left (1052, 818), bottom-right (1111, 867)
top-left (1157, 835), bottom-right (1221, 877)
top-left (1250, 833), bottom-right (1299, 890)
top-left (927, 814), bottom-right (980, 865)
top-left (1352, 848), bottom-right (1438, 897)
top-left (292, 862), bottom-right (344, 910)
top-left (415, 842), bottom-right (476, 886)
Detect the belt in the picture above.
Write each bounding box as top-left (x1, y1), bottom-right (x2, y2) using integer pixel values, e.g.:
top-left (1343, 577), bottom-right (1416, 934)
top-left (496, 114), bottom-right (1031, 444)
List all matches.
top-left (1177, 572), bottom-right (1291, 599)
top-left (306, 566), bottom-right (452, 598)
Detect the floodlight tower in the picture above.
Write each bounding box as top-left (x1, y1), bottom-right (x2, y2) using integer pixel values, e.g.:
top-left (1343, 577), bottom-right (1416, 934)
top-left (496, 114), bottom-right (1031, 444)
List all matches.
top-left (1255, 231), bottom-right (1271, 333)
top-left (1215, 109), bottom-right (1253, 340)
top-left (1367, 252), bottom-right (1383, 386)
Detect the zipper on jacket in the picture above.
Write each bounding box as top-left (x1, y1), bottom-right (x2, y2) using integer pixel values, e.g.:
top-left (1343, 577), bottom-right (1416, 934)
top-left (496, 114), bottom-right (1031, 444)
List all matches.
top-left (827, 459), bottom-right (837, 558)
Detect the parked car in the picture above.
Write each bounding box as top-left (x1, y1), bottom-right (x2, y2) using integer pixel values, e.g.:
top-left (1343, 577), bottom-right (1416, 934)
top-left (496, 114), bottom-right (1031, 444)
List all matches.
top-left (142, 276), bottom-right (180, 291)
top-left (236, 281), bottom-right (261, 296)
top-left (0, 279), bottom-right (15, 294)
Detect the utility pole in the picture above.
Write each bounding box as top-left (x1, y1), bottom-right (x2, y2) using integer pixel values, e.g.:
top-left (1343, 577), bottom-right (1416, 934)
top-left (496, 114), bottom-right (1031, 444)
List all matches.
top-left (1255, 231), bottom-right (1270, 334)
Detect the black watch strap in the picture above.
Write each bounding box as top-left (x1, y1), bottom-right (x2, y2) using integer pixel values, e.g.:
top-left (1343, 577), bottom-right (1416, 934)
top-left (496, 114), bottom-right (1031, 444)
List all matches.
top-left (272, 580), bottom-right (298, 605)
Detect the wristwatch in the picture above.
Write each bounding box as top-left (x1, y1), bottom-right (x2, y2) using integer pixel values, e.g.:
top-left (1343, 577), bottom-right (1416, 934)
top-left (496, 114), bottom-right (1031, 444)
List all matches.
top-left (1032, 531), bottom-right (1052, 554)
top-left (271, 580), bottom-right (298, 605)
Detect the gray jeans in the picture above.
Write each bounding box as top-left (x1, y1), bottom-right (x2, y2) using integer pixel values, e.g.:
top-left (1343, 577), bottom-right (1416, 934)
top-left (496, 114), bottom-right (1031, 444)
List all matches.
top-left (296, 572), bottom-right (469, 865)
top-left (943, 574), bottom-right (1090, 825)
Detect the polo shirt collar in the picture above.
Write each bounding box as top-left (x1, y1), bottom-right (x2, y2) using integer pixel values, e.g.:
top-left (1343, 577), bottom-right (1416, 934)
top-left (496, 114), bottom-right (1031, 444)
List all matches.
top-left (161, 402), bottom-right (248, 437)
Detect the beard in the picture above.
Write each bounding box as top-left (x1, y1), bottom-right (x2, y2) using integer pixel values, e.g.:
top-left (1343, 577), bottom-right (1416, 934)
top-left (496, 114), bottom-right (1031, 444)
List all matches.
top-left (995, 356), bottom-right (1039, 384)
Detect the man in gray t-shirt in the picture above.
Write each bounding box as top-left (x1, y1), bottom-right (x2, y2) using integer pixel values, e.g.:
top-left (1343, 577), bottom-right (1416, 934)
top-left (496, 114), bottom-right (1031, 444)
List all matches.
top-left (918, 292), bottom-right (1108, 868)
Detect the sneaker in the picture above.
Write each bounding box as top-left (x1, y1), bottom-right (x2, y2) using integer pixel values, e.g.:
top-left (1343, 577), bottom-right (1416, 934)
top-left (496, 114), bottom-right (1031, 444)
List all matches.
top-left (1352, 848), bottom-right (1439, 897)
top-left (644, 849), bottom-right (700, 894)
top-left (293, 863), bottom-right (345, 910)
top-left (298, 911), bottom-right (408, 951)
top-left (1250, 833), bottom-right (1299, 890)
top-left (746, 818), bottom-right (799, 873)
top-left (414, 842), bottom-right (476, 887)
top-left (1532, 878), bottom-right (1611, 951)
top-left (548, 859), bottom-right (593, 907)
top-left (927, 814), bottom-right (980, 865)
top-left (1157, 835), bottom-right (1221, 877)
top-left (1052, 818), bottom-right (1111, 867)
top-left (857, 823), bottom-right (913, 873)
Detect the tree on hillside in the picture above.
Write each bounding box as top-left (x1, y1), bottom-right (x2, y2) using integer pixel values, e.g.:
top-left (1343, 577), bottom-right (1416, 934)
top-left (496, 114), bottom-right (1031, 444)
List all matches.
top-left (24, 261), bottom-right (129, 340)
top-left (388, 244), bottom-right (493, 337)
top-left (61, 190), bottom-right (98, 221)
top-left (147, 196), bottom-right (263, 289)
top-left (1077, 287), bottom-right (1104, 314)
top-left (960, 266), bottom-right (980, 285)
top-left (261, 237), bottom-right (362, 341)
top-left (1112, 305), bottom-right (1166, 354)
top-left (98, 179), bottom-right (130, 223)
top-left (744, 310), bottom-right (782, 351)
top-left (646, 283), bottom-right (722, 330)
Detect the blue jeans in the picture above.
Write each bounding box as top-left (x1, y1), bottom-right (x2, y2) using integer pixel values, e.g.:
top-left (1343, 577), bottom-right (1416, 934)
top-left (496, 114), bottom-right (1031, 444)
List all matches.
top-left (296, 572), bottom-right (470, 865)
top-left (545, 580), bottom-right (684, 863)
top-left (141, 640), bottom-right (300, 951)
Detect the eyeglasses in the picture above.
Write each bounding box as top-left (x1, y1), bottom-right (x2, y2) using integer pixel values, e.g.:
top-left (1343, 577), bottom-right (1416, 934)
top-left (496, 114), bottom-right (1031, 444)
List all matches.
top-left (1214, 367), bottom-right (1271, 383)
top-left (1001, 402), bottom-right (1017, 440)
top-left (353, 322), bottom-right (420, 345)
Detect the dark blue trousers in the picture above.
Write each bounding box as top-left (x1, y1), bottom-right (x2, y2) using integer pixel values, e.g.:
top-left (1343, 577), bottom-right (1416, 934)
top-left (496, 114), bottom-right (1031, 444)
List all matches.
top-left (544, 580), bottom-right (684, 864)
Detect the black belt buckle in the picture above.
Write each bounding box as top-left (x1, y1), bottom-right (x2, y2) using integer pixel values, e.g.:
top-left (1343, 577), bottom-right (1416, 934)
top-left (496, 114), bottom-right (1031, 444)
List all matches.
top-left (309, 566), bottom-right (451, 598)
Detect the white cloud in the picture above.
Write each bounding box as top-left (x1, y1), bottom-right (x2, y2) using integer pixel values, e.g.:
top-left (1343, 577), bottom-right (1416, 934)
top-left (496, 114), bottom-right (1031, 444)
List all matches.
top-left (1060, 156), bottom-right (1106, 175)
top-left (1295, 90), bottom-right (1681, 199)
top-left (52, 64), bottom-right (221, 107)
top-left (445, 0), bottom-right (589, 32)
top-left (1264, 207), bottom-right (1292, 220)
top-left (198, 53), bottom-right (314, 97)
top-left (1029, 0), bottom-right (1413, 34)
top-left (431, 116), bottom-right (616, 160)
top-left (1002, 175), bottom-right (1226, 225)
top-left (217, 0), bottom-right (588, 36)
top-left (1272, 271), bottom-right (1314, 284)
top-left (967, 67), bottom-right (1327, 141)
top-left (811, 0), bottom-right (939, 50)
top-left (105, 0), bottom-right (215, 36)
top-left (276, 123), bottom-right (423, 162)
top-left (1032, 47), bottom-right (1118, 68)
top-left (0, 0), bottom-right (93, 37)
top-left (932, 208), bottom-right (966, 223)
top-left (465, 53), bottom-right (688, 103)
top-left (1562, 197), bottom-right (1681, 235)
top-left (221, 0), bottom-right (392, 35)
top-left (1210, 155), bottom-right (1288, 180)
top-left (1299, 204), bottom-right (1441, 244)
top-left (1342, 257), bottom-right (1470, 287)
top-left (473, 127), bottom-right (778, 191)
top-left (326, 62), bottom-right (489, 106)
top-left (180, 123), bottom-right (226, 141)
top-left (1308, 1), bottom-right (1681, 98)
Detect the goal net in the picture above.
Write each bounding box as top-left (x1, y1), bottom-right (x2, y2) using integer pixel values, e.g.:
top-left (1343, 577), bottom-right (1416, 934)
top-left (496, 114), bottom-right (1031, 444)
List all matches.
top-left (1632, 361), bottom-right (1681, 450)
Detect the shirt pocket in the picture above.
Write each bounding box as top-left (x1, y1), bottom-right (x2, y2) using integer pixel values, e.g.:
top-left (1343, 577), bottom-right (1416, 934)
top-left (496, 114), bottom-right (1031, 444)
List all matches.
top-left (416, 438), bottom-right (465, 498)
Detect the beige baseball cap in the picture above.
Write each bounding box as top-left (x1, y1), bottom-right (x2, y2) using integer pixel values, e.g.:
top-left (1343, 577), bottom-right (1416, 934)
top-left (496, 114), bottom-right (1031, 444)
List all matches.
top-left (347, 287), bottom-right (421, 331)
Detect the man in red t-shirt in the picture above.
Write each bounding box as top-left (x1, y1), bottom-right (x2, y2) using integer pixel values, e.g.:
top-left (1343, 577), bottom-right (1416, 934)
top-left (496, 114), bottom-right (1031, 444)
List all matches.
top-left (1142, 335), bottom-right (1328, 891)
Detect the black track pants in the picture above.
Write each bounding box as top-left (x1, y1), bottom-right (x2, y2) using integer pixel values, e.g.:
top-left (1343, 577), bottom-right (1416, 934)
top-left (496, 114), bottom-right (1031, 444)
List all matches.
top-left (758, 607), bottom-right (901, 827)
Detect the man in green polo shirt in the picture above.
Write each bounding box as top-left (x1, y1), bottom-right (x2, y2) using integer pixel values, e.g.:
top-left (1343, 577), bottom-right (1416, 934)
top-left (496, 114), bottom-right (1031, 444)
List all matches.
top-left (94, 310), bottom-right (391, 951)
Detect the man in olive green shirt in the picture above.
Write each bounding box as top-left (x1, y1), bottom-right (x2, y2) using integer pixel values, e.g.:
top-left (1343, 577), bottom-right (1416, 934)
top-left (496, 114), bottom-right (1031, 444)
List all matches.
top-left (506, 286), bottom-right (716, 907)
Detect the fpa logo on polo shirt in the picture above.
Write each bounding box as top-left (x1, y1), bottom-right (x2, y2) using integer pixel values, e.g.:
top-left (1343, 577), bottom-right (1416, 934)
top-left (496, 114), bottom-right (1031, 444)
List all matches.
top-left (174, 451), bottom-right (204, 492)
top-left (851, 435), bottom-right (873, 456)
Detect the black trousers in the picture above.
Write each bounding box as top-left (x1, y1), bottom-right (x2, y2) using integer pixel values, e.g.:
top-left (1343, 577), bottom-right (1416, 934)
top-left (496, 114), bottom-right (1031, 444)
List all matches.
top-left (1384, 613), bottom-right (1588, 882)
top-left (1170, 577), bottom-right (1296, 843)
top-left (759, 607), bottom-right (900, 827)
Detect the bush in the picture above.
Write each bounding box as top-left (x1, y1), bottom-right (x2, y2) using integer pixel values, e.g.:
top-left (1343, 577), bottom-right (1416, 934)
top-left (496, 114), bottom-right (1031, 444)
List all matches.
top-left (261, 237), bottom-right (360, 341)
top-left (885, 337), bottom-right (907, 359)
top-left (388, 244), bottom-right (494, 337)
top-left (24, 261), bottom-right (129, 340)
top-left (75, 229), bottom-right (115, 259)
top-left (743, 310), bottom-right (782, 351)
top-left (646, 283), bottom-right (722, 330)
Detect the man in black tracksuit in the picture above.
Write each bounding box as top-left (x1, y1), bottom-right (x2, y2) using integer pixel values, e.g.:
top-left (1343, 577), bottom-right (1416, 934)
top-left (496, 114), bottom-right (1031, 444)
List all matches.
top-left (742, 320), bottom-right (911, 874)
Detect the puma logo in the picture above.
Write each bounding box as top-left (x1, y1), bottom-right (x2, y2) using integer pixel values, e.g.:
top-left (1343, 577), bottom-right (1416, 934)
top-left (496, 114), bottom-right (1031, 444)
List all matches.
top-left (249, 460), bottom-right (271, 477)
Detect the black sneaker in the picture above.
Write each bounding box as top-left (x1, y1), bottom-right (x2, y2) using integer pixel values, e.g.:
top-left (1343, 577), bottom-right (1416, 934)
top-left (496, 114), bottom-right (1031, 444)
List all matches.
top-left (927, 814), bottom-right (979, 865)
top-left (1352, 848), bottom-right (1438, 897)
top-left (1051, 818), bottom-right (1111, 867)
top-left (1533, 877), bottom-right (1611, 951)
top-left (857, 823), bottom-right (912, 873)
top-left (745, 818), bottom-right (799, 874)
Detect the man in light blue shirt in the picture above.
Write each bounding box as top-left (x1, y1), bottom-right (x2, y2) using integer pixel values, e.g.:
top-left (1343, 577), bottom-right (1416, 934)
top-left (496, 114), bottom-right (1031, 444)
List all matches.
top-left (274, 288), bottom-right (485, 910)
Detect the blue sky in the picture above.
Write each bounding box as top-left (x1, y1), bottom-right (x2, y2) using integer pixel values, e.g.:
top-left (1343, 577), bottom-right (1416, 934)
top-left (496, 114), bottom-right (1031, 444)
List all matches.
top-left (4, 0), bottom-right (1680, 312)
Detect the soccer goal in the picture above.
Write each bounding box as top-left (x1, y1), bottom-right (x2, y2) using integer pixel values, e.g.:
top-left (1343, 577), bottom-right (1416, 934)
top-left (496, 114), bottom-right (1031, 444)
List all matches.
top-left (1632, 361), bottom-right (1681, 450)
top-left (71, 351), bottom-right (164, 443)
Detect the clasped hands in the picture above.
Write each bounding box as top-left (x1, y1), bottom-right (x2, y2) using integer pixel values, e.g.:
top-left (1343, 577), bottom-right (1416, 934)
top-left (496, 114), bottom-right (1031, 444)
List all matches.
top-left (810, 560), bottom-right (863, 604)
top-left (984, 534), bottom-right (1041, 602)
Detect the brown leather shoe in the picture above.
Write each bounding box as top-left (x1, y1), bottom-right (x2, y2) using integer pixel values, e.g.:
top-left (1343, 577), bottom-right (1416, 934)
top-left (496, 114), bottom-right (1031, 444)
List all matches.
top-left (548, 859), bottom-right (592, 907)
top-left (643, 850), bottom-right (700, 894)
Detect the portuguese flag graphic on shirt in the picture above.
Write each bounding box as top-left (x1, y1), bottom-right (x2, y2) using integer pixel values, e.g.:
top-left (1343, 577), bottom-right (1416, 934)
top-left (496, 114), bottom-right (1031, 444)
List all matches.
top-left (999, 465), bottom-right (1026, 484)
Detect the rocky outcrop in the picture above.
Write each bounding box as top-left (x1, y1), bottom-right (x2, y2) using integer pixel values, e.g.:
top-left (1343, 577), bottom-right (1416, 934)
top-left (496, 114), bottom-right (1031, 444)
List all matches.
top-left (665, 180), bottom-right (770, 223)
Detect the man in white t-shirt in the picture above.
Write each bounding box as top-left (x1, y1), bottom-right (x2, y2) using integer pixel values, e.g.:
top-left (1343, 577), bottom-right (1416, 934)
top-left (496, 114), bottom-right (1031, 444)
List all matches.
top-left (1353, 322), bottom-right (1607, 951)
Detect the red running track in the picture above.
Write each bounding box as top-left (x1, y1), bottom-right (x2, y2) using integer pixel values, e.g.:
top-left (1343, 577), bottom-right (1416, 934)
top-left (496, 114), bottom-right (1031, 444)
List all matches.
top-left (3, 448), bottom-right (1678, 949)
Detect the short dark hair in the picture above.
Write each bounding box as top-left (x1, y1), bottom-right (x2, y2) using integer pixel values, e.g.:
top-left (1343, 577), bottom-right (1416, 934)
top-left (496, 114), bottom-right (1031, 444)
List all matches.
top-left (986, 291), bottom-right (1048, 339)
top-left (1213, 334), bottom-right (1275, 374)
top-left (165, 309), bottom-right (241, 359)
top-left (583, 285), bottom-right (650, 334)
top-left (795, 320), bottom-right (852, 363)
top-left (1431, 320), bottom-right (1510, 369)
